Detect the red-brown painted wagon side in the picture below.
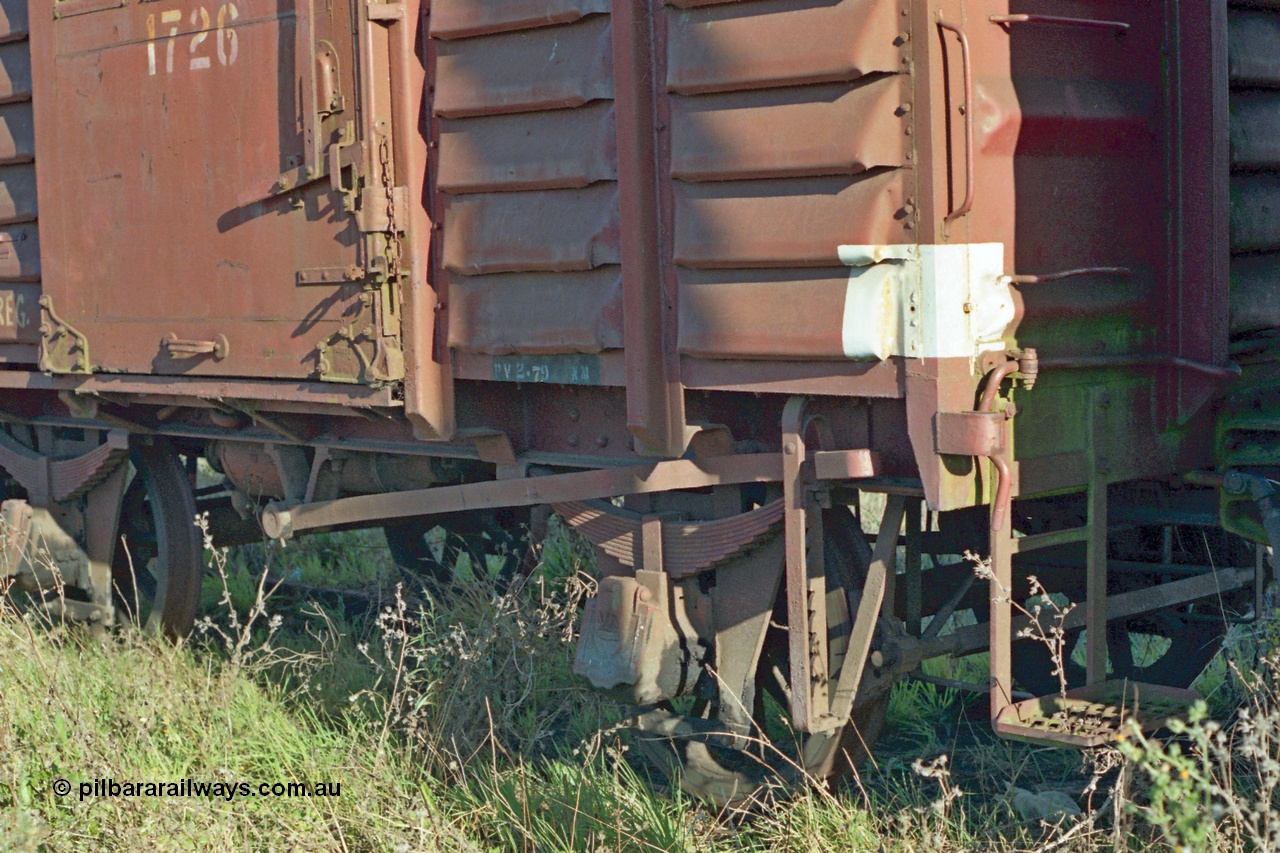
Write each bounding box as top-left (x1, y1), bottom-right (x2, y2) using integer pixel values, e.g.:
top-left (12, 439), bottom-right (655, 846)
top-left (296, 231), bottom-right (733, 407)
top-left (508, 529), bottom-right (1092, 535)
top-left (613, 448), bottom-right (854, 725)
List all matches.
top-left (0, 0), bottom-right (1274, 801)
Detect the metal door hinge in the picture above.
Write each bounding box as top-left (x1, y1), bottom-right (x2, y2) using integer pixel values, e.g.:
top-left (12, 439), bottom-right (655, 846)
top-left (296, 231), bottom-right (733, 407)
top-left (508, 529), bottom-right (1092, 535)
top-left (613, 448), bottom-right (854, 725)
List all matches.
top-left (316, 323), bottom-right (404, 386)
top-left (37, 296), bottom-right (91, 375)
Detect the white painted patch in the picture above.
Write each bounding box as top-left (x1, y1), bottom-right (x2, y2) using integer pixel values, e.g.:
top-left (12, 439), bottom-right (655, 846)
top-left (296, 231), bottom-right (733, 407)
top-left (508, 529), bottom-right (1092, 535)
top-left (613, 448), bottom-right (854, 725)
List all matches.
top-left (837, 243), bottom-right (1012, 367)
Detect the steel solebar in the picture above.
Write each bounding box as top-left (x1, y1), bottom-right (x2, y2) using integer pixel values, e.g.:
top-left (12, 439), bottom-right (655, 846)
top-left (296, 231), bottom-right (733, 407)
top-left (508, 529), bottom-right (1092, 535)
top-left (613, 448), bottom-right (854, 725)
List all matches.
top-left (261, 453), bottom-right (786, 538)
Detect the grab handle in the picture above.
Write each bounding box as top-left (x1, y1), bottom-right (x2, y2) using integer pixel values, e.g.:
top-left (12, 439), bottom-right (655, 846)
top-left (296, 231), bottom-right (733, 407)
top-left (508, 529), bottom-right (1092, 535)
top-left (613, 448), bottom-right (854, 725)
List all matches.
top-left (989, 14), bottom-right (1128, 34)
top-left (937, 18), bottom-right (974, 228)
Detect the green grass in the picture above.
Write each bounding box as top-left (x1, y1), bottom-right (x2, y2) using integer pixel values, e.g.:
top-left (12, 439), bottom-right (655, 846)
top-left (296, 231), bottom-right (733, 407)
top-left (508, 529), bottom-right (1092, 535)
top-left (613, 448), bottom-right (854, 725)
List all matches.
top-left (0, 520), bottom-right (1276, 852)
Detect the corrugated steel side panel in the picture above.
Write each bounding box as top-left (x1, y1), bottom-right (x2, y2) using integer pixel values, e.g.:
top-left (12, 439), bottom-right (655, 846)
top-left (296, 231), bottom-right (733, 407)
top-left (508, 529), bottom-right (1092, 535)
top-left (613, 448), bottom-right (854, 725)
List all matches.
top-left (429, 0), bottom-right (609, 40)
top-left (1229, 3), bottom-right (1280, 335)
top-left (433, 1), bottom-right (622, 356)
top-left (433, 15), bottom-right (614, 117)
top-left (666, 0), bottom-right (912, 360)
top-left (665, 0), bottom-right (902, 94)
top-left (0, 8), bottom-right (37, 353)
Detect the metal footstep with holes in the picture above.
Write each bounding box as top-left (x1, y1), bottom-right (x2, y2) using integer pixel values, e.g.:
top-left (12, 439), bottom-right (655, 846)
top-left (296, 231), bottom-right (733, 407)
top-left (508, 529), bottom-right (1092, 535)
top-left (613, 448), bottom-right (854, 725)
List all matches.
top-left (993, 681), bottom-right (1200, 748)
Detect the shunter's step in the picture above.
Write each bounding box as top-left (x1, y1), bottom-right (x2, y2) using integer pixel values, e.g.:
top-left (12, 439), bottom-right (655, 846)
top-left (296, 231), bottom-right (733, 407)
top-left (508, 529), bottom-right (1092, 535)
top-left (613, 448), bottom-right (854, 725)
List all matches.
top-left (993, 681), bottom-right (1200, 748)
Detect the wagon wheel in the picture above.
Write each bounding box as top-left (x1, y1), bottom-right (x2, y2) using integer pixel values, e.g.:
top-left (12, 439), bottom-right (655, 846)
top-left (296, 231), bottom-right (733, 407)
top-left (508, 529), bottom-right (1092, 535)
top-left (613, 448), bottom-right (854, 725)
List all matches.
top-left (111, 439), bottom-right (203, 638)
top-left (383, 506), bottom-right (530, 593)
top-left (637, 507), bottom-right (890, 804)
top-left (1011, 524), bottom-right (1250, 695)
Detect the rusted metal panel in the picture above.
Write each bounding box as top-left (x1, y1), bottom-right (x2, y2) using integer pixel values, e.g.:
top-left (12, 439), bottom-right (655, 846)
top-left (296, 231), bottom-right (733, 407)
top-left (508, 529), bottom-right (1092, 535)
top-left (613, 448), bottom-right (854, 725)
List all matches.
top-left (672, 172), bottom-right (909, 269)
top-left (1230, 91), bottom-right (1280, 168)
top-left (437, 102), bottom-right (617, 193)
top-left (0, 164), bottom-right (36, 223)
top-left (0, 0), bottom-right (28, 43)
top-left (669, 77), bottom-right (908, 182)
top-left (677, 269), bottom-right (848, 359)
top-left (680, 357), bottom-right (904, 398)
top-left (0, 224), bottom-right (37, 281)
top-left (442, 183), bottom-right (620, 274)
top-left (1010, 79), bottom-right (1156, 157)
top-left (433, 15), bottom-right (614, 118)
top-left (0, 42), bottom-right (31, 103)
top-left (0, 102), bottom-right (32, 164)
top-left (447, 268), bottom-right (623, 354)
top-left (29, 0), bottom-right (413, 380)
top-left (429, 10), bottom-right (627, 424)
top-left (430, 0), bottom-right (609, 40)
top-left (665, 0), bottom-right (902, 95)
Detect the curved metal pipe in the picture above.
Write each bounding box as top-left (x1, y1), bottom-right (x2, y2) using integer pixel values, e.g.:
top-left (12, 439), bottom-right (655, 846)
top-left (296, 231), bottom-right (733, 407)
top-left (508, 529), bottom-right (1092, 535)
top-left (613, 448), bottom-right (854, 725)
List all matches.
top-left (978, 360), bottom-right (1021, 414)
top-left (936, 19), bottom-right (974, 227)
top-left (977, 360), bottom-right (1021, 533)
top-left (1005, 266), bottom-right (1132, 284)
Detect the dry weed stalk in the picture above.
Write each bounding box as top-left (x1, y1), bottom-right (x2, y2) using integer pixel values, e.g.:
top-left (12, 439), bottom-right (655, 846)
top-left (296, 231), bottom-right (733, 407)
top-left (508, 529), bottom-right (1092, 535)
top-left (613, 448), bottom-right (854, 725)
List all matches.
top-left (968, 550), bottom-right (1075, 700)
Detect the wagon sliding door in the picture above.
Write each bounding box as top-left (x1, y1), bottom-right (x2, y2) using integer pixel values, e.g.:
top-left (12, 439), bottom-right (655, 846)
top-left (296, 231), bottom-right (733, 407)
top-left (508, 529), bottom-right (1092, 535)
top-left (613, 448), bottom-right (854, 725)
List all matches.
top-left (28, 0), bottom-right (417, 383)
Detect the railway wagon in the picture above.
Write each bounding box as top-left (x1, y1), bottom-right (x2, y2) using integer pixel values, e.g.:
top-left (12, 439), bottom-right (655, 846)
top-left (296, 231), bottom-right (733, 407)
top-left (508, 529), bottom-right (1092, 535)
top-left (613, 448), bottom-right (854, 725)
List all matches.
top-left (0, 0), bottom-right (1276, 802)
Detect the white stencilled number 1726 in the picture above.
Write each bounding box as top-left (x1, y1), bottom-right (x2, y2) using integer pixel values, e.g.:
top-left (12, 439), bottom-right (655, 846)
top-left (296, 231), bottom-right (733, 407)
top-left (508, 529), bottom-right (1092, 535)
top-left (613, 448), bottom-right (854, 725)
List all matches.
top-left (147, 4), bottom-right (239, 76)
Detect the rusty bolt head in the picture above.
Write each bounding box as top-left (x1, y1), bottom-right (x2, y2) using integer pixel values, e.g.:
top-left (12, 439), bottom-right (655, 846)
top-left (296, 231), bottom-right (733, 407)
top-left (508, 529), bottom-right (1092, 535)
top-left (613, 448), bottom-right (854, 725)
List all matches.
top-left (784, 443), bottom-right (796, 455)
top-left (568, 407), bottom-right (580, 422)
top-left (346, 266), bottom-right (363, 280)
top-left (277, 176), bottom-right (294, 191)
top-left (596, 434), bottom-right (609, 448)
top-left (963, 302), bottom-right (974, 313)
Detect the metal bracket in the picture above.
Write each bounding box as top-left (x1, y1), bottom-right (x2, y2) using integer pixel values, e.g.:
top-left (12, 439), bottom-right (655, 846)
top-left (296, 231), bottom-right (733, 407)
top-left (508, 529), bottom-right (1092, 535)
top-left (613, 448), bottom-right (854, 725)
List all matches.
top-left (781, 396), bottom-right (827, 731)
top-left (328, 120), bottom-right (360, 214)
top-left (316, 319), bottom-right (403, 386)
top-left (37, 295), bottom-right (91, 374)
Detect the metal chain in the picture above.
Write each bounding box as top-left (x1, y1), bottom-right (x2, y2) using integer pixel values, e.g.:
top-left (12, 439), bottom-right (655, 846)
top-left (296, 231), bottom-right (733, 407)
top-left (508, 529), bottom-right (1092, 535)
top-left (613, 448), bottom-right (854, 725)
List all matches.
top-left (377, 131), bottom-right (403, 281)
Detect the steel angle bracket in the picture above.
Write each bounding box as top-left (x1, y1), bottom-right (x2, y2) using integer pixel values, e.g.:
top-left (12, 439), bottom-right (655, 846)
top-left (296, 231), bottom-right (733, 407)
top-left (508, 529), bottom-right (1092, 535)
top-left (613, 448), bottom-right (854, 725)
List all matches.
top-left (37, 296), bottom-right (91, 375)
